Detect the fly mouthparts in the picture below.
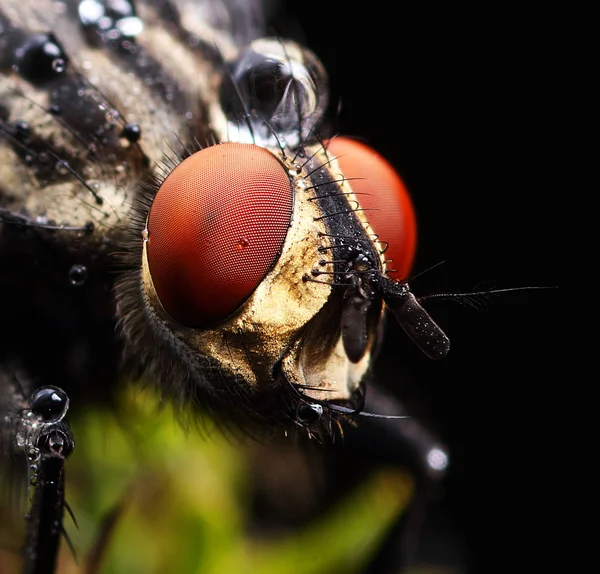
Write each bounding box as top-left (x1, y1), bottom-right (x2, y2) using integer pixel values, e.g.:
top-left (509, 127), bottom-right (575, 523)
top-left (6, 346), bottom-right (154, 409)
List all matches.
top-left (324, 403), bottom-right (411, 420)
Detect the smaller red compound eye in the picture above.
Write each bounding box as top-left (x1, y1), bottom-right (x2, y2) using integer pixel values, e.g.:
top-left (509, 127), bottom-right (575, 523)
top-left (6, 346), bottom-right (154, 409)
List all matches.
top-left (326, 137), bottom-right (417, 279)
top-left (146, 143), bottom-right (293, 327)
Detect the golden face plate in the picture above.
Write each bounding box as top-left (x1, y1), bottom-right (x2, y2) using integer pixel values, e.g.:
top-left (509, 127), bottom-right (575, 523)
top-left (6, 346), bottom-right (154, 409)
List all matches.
top-left (140, 143), bottom-right (384, 405)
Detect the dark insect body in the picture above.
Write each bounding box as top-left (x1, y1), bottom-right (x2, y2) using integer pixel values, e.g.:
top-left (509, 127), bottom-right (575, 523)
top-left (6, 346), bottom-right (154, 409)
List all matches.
top-left (0, 1), bottom-right (557, 573)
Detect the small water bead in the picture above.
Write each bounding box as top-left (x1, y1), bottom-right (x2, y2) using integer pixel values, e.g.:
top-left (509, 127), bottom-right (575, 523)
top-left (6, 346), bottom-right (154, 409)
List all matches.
top-left (13, 121), bottom-right (31, 141)
top-left (121, 123), bottom-right (141, 143)
top-left (55, 160), bottom-right (70, 175)
top-left (30, 386), bottom-right (70, 422)
top-left (14, 33), bottom-right (69, 84)
top-left (220, 39), bottom-right (328, 147)
top-left (51, 58), bottom-right (66, 73)
top-left (27, 447), bottom-right (40, 462)
top-left (68, 264), bottom-right (88, 286)
top-left (78, 0), bottom-right (143, 40)
top-left (116, 16), bottom-right (143, 37)
top-left (235, 237), bottom-right (250, 251)
top-left (288, 164), bottom-right (302, 176)
top-left (77, 0), bottom-right (104, 25)
top-left (297, 403), bottom-right (324, 424)
top-left (105, 108), bottom-right (120, 124)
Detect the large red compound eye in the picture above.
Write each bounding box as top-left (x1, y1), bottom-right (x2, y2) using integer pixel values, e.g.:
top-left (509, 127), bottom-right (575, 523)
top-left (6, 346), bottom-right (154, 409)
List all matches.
top-left (146, 143), bottom-right (293, 327)
top-left (326, 137), bottom-right (417, 280)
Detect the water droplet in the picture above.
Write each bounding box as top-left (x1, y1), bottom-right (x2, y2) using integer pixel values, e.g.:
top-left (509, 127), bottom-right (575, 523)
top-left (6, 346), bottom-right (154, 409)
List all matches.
top-left (52, 58), bottom-right (66, 73)
top-left (297, 403), bottom-right (324, 424)
top-left (30, 386), bottom-right (70, 422)
top-left (78, 0), bottom-right (142, 40)
top-left (106, 28), bottom-right (120, 41)
top-left (55, 160), bottom-right (70, 175)
top-left (27, 447), bottom-right (40, 462)
top-left (106, 0), bottom-right (135, 19)
top-left (116, 16), bottom-right (143, 38)
top-left (98, 15), bottom-right (112, 31)
top-left (288, 164), bottom-right (302, 176)
top-left (235, 238), bottom-right (250, 251)
top-left (77, 0), bottom-right (105, 27)
top-left (13, 33), bottom-right (69, 84)
top-left (220, 39), bottom-right (328, 147)
top-left (13, 120), bottom-right (31, 141)
top-left (69, 264), bottom-right (88, 286)
top-left (121, 39), bottom-right (137, 54)
top-left (121, 122), bottom-right (141, 143)
top-left (105, 108), bottom-right (120, 124)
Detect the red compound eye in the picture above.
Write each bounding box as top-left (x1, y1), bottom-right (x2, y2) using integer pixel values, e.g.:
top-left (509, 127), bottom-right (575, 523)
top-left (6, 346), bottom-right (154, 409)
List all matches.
top-left (326, 137), bottom-right (417, 279)
top-left (147, 143), bottom-right (293, 327)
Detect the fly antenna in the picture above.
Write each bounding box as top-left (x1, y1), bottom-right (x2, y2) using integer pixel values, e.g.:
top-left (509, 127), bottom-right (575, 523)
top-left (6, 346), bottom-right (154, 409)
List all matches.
top-left (418, 285), bottom-right (558, 306)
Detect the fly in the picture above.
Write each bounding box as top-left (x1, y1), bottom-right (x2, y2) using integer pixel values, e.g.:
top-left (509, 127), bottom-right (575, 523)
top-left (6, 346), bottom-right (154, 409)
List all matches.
top-left (0, 1), bottom-right (549, 573)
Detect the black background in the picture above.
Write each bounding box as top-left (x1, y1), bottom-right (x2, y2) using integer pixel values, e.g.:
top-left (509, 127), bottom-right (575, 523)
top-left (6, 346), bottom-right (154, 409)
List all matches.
top-left (275, 3), bottom-right (565, 573)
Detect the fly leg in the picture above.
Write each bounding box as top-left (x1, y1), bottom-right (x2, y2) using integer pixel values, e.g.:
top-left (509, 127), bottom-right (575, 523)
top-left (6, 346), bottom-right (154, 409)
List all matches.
top-left (333, 384), bottom-right (449, 573)
top-left (22, 417), bottom-right (74, 574)
top-left (0, 368), bottom-right (75, 574)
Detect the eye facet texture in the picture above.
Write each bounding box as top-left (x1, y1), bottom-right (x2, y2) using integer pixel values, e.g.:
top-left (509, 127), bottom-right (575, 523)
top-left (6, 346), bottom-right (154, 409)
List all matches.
top-left (147, 143), bottom-right (293, 326)
top-left (327, 137), bottom-right (417, 279)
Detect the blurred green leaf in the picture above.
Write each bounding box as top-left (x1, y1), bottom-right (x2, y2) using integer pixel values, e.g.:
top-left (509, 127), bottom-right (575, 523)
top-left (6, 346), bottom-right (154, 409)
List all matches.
top-left (41, 387), bottom-right (415, 574)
